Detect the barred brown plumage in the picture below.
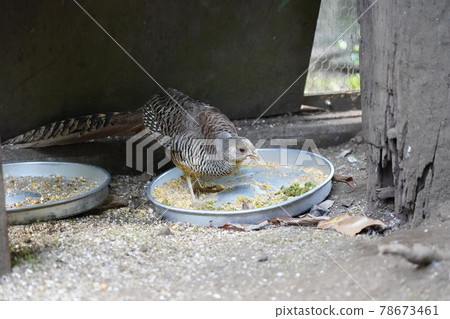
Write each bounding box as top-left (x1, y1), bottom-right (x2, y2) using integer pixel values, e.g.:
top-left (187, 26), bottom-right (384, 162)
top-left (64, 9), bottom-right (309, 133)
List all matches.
top-left (143, 88), bottom-right (259, 203)
top-left (2, 111), bottom-right (144, 149)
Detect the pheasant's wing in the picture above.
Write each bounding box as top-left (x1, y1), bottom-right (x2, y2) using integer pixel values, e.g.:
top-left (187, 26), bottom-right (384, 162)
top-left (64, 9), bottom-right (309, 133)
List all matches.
top-left (2, 110), bottom-right (144, 149)
top-left (143, 88), bottom-right (193, 138)
top-left (197, 105), bottom-right (238, 139)
top-left (143, 88), bottom-right (237, 149)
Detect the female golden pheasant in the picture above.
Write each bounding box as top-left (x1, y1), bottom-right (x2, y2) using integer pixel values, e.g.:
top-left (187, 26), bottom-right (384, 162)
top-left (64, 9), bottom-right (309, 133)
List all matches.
top-left (143, 88), bottom-right (259, 203)
top-left (3, 88), bottom-right (259, 204)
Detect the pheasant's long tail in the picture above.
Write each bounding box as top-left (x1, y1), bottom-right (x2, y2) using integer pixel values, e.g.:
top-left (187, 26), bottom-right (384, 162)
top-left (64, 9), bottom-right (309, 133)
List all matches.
top-left (2, 109), bottom-right (144, 149)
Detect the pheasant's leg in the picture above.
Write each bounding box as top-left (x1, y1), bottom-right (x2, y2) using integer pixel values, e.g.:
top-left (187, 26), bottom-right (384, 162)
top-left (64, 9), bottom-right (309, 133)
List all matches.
top-left (185, 175), bottom-right (196, 204)
top-left (192, 179), bottom-right (225, 193)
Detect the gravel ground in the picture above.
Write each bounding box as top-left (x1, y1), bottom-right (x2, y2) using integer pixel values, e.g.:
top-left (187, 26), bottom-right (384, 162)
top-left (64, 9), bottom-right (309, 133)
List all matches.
top-left (1, 139), bottom-right (449, 301)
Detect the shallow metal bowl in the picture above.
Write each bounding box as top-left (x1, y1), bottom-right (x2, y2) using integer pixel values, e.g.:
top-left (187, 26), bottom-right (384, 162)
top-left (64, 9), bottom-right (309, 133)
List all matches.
top-left (148, 148), bottom-right (334, 226)
top-left (3, 162), bottom-right (110, 225)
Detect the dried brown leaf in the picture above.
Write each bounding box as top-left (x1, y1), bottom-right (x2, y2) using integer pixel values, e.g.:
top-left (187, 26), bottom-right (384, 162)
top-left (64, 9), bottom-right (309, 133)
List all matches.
top-left (317, 213), bottom-right (352, 229)
top-left (318, 213), bottom-right (387, 236)
top-left (219, 214), bottom-right (328, 231)
top-left (218, 223), bottom-right (248, 231)
top-left (268, 214), bottom-right (329, 226)
top-left (333, 173), bottom-right (356, 188)
top-left (218, 221), bottom-right (269, 232)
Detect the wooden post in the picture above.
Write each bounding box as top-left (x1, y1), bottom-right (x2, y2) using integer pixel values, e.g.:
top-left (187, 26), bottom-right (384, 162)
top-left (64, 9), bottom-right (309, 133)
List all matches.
top-left (358, 1), bottom-right (450, 225)
top-left (0, 143), bottom-right (12, 275)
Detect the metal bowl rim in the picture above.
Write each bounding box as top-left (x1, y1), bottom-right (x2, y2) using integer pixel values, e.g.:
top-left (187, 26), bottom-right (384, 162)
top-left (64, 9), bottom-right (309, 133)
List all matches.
top-left (148, 148), bottom-right (334, 216)
top-left (3, 161), bottom-right (111, 212)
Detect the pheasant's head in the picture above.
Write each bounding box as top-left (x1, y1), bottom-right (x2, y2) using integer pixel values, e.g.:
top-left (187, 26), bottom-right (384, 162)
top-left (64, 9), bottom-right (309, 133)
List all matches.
top-left (234, 137), bottom-right (259, 163)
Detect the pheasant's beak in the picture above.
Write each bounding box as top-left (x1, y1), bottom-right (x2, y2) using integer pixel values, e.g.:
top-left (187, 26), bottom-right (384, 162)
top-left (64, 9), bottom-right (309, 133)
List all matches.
top-left (248, 153), bottom-right (260, 160)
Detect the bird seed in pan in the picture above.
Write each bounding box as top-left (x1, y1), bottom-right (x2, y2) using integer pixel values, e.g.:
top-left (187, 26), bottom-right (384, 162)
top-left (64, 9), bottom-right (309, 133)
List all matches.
top-left (4, 175), bottom-right (98, 208)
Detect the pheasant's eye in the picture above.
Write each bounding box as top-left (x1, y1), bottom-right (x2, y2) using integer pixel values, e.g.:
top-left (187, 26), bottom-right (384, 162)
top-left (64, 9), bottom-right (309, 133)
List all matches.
top-left (239, 148), bottom-right (246, 153)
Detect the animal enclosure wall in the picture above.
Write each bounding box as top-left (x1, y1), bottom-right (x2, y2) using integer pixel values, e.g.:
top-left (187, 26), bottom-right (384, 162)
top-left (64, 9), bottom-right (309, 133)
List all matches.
top-left (0, 1), bottom-right (320, 140)
top-left (305, 0), bottom-right (361, 95)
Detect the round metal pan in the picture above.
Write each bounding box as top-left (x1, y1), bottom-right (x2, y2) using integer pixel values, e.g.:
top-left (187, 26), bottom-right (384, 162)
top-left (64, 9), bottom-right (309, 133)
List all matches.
top-left (148, 148), bottom-right (334, 225)
top-left (3, 162), bottom-right (110, 225)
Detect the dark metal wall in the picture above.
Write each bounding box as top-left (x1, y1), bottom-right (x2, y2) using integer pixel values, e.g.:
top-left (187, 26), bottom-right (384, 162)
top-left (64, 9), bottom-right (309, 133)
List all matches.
top-left (0, 0), bottom-right (320, 140)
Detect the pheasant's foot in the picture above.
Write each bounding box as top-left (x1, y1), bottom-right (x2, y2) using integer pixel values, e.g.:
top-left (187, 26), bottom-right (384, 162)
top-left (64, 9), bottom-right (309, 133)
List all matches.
top-left (193, 183), bottom-right (225, 193)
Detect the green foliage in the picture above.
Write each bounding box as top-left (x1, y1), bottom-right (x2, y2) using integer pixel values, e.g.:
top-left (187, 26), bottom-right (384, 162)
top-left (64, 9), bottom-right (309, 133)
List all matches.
top-left (276, 181), bottom-right (316, 197)
top-left (204, 200), bottom-right (216, 210)
top-left (347, 73), bottom-right (360, 90)
top-left (337, 39), bottom-right (348, 50)
top-left (10, 245), bottom-right (39, 266)
top-left (305, 71), bottom-right (361, 94)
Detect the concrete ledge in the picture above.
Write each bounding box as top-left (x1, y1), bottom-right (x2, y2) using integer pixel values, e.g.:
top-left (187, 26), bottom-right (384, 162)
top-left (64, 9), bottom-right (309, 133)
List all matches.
top-left (236, 110), bottom-right (362, 148)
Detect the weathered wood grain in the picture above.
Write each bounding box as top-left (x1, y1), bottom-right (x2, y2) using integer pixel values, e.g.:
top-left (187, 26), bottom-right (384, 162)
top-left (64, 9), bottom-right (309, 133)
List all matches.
top-left (0, 144), bottom-right (11, 275)
top-left (358, 0), bottom-right (450, 225)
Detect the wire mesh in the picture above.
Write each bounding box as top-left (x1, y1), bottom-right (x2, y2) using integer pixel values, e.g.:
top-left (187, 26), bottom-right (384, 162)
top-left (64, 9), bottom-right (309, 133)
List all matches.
top-left (304, 0), bottom-right (360, 95)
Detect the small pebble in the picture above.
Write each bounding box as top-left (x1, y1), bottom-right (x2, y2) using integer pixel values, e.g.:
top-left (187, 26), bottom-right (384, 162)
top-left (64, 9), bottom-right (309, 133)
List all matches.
top-left (347, 156), bottom-right (357, 163)
top-left (158, 227), bottom-right (172, 236)
top-left (337, 149), bottom-right (352, 158)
